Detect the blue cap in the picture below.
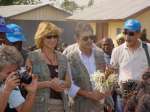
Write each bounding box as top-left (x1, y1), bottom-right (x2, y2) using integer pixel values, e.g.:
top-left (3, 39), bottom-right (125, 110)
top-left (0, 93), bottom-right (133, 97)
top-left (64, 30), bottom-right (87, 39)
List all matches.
top-left (0, 16), bottom-right (12, 33)
top-left (6, 24), bottom-right (26, 43)
top-left (124, 19), bottom-right (141, 32)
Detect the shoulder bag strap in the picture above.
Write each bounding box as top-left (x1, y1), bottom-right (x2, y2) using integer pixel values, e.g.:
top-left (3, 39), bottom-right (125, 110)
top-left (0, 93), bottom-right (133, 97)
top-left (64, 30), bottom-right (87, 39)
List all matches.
top-left (142, 42), bottom-right (150, 66)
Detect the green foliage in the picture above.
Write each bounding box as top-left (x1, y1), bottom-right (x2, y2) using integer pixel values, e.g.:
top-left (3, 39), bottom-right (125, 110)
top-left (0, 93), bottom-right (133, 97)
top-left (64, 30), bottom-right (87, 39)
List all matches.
top-left (0, 0), bottom-right (40, 5)
top-left (0, 0), bottom-right (15, 5)
top-left (61, 0), bottom-right (78, 13)
top-left (88, 0), bottom-right (94, 7)
top-left (61, 0), bottom-right (94, 13)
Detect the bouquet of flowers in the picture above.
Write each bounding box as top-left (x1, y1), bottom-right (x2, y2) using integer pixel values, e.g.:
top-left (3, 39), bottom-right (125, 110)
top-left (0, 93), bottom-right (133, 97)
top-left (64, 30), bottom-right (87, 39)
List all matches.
top-left (90, 70), bottom-right (118, 93)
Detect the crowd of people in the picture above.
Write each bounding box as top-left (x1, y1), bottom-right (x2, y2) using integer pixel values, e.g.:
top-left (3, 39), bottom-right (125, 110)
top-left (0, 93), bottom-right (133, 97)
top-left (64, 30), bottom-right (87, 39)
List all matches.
top-left (0, 15), bottom-right (150, 112)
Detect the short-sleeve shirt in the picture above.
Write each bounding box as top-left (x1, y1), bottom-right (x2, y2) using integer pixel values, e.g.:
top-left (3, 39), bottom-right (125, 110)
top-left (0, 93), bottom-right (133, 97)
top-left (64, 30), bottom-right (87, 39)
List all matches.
top-left (0, 85), bottom-right (25, 109)
top-left (110, 40), bottom-right (150, 82)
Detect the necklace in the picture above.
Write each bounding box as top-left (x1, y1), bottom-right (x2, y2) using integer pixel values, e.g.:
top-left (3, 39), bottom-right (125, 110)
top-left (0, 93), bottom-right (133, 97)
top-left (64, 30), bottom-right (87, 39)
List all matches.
top-left (44, 51), bottom-right (57, 65)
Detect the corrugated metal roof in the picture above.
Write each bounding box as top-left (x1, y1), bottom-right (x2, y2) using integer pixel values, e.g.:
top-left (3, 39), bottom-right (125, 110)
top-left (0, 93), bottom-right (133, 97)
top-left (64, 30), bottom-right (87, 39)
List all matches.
top-left (67, 0), bottom-right (150, 21)
top-left (0, 3), bottom-right (71, 18)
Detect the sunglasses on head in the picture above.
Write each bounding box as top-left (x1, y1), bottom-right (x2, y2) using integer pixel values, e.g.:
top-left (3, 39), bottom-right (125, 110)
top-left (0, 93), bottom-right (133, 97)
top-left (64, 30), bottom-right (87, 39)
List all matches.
top-left (123, 29), bottom-right (136, 36)
top-left (46, 35), bottom-right (59, 39)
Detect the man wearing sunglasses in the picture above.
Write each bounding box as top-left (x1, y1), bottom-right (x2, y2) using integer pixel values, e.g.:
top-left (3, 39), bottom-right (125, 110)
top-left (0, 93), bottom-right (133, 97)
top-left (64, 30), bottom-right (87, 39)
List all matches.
top-left (6, 23), bottom-right (28, 60)
top-left (110, 19), bottom-right (150, 111)
top-left (66, 23), bottom-right (110, 112)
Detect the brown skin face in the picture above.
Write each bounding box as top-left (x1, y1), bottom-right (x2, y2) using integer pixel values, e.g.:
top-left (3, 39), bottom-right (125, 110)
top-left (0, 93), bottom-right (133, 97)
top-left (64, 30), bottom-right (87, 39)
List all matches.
top-left (0, 32), bottom-right (6, 39)
top-left (101, 38), bottom-right (114, 55)
top-left (0, 32), bottom-right (8, 45)
top-left (9, 41), bottom-right (22, 51)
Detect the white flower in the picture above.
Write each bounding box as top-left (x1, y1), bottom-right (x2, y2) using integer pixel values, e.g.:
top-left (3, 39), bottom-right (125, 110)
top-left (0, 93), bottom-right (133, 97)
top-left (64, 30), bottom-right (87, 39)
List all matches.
top-left (90, 70), bottom-right (118, 93)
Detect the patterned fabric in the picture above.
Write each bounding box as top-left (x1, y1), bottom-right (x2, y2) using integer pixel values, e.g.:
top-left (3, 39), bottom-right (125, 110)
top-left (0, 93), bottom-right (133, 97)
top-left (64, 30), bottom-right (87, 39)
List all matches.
top-left (48, 65), bottom-right (62, 99)
top-left (27, 49), bottom-right (70, 112)
top-left (67, 47), bottom-right (106, 112)
top-left (48, 99), bottom-right (64, 112)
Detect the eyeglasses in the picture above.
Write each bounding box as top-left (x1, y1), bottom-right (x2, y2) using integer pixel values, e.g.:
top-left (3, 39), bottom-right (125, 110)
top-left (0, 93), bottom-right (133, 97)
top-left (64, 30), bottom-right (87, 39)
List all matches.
top-left (123, 29), bottom-right (136, 36)
top-left (142, 72), bottom-right (150, 80)
top-left (45, 35), bottom-right (59, 39)
top-left (82, 35), bottom-right (93, 41)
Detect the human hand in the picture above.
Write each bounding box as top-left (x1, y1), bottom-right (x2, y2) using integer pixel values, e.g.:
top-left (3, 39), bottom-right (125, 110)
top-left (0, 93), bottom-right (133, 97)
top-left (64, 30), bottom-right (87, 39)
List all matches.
top-left (50, 78), bottom-right (66, 92)
top-left (87, 91), bottom-right (105, 101)
top-left (23, 75), bottom-right (38, 94)
top-left (104, 91), bottom-right (112, 97)
top-left (105, 64), bottom-right (117, 79)
top-left (4, 72), bottom-right (20, 92)
top-left (25, 59), bottom-right (33, 75)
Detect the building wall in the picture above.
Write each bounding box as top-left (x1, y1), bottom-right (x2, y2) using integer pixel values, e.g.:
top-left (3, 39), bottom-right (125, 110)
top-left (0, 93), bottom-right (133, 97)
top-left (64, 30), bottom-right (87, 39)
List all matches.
top-left (96, 22), bottom-right (109, 42)
top-left (108, 9), bottom-right (150, 46)
top-left (135, 9), bottom-right (150, 40)
top-left (108, 21), bottom-right (123, 46)
top-left (10, 5), bottom-right (70, 21)
top-left (90, 22), bottom-right (96, 35)
top-left (7, 20), bottom-right (76, 48)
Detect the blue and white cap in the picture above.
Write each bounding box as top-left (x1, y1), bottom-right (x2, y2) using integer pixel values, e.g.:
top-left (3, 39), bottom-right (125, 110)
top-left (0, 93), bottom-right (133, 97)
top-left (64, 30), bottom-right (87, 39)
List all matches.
top-left (6, 24), bottom-right (26, 43)
top-left (124, 19), bottom-right (141, 32)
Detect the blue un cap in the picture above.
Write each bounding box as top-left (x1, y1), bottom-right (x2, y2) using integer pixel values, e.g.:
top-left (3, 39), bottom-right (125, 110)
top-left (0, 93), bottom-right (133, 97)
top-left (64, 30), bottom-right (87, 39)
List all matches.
top-left (124, 19), bottom-right (141, 32)
top-left (6, 24), bottom-right (26, 43)
top-left (0, 16), bottom-right (12, 33)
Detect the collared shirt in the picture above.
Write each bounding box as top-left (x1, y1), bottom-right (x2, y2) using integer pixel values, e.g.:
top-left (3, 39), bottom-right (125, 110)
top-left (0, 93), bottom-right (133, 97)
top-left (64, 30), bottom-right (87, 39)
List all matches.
top-left (0, 85), bottom-right (25, 108)
top-left (111, 40), bottom-right (150, 82)
top-left (68, 46), bottom-right (96, 97)
top-left (104, 53), bottom-right (111, 64)
top-left (78, 47), bottom-right (96, 76)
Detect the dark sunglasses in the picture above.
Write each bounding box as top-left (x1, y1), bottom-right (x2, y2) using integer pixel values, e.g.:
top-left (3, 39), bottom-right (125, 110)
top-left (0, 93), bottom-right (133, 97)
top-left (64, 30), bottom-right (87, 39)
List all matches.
top-left (123, 29), bottom-right (136, 36)
top-left (142, 72), bottom-right (150, 80)
top-left (46, 35), bottom-right (59, 39)
top-left (82, 35), bottom-right (93, 41)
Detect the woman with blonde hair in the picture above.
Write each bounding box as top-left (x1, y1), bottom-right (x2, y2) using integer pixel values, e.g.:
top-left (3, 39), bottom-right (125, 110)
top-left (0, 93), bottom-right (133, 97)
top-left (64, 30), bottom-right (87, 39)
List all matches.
top-left (26, 22), bottom-right (71, 112)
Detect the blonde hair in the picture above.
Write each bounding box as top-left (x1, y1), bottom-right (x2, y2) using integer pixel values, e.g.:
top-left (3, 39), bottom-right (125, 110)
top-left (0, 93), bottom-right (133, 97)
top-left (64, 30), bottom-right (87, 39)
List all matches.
top-left (0, 45), bottom-right (23, 71)
top-left (34, 22), bottom-right (62, 48)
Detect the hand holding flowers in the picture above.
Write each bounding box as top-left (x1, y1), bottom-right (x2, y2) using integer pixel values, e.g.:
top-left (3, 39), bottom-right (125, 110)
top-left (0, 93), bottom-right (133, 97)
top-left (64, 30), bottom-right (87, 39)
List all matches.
top-left (90, 70), bottom-right (118, 93)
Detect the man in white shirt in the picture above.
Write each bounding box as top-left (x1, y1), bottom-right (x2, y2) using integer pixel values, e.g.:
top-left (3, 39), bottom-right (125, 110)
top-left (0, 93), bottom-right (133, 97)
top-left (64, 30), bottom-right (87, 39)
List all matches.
top-left (111, 19), bottom-right (150, 82)
top-left (110, 19), bottom-right (150, 112)
top-left (66, 23), bottom-right (109, 112)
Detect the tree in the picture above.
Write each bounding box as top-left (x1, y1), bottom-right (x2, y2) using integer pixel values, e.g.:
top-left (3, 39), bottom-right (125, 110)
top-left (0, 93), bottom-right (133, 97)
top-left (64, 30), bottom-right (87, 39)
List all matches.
top-left (88, 0), bottom-right (94, 7)
top-left (0, 0), bottom-right (40, 5)
top-left (61, 0), bottom-right (79, 13)
top-left (16, 0), bottom-right (40, 5)
top-left (61, 0), bottom-right (94, 13)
